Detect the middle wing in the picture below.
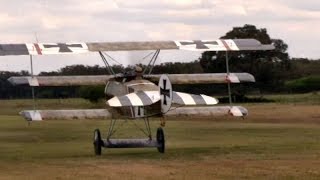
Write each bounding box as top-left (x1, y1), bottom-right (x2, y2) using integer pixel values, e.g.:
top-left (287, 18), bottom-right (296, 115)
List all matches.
top-left (8, 73), bottom-right (255, 86)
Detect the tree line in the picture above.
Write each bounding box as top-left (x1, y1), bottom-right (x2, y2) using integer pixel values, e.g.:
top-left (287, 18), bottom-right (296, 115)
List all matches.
top-left (0, 24), bottom-right (319, 100)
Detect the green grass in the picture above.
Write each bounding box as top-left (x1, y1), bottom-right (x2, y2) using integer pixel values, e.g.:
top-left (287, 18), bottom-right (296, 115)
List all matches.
top-left (0, 97), bottom-right (319, 179)
top-left (0, 98), bottom-right (105, 115)
top-left (1, 115), bottom-right (320, 179)
top-left (258, 91), bottom-right (320, 104)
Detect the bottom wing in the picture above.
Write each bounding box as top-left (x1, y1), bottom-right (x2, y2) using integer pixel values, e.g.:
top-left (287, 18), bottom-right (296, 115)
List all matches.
top-left (20, 106), bottom-right (247, 121)
top-left (166, 106), bottom-right (248, 117)
top-left (20, 109), bottom-right (111, 121)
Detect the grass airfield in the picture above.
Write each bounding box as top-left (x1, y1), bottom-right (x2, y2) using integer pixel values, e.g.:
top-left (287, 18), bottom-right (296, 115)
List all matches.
top-left (0, 94), bottom-right (319, 179)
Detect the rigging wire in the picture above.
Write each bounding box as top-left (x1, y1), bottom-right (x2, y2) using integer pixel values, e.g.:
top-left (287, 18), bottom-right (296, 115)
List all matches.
top-left (102, 52), bottom-right (122, 65)
top-left (98, 51), bottom-right (115, 75)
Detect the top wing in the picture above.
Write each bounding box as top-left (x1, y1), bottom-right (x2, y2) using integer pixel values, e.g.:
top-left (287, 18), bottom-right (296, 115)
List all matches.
top-left (0, 39), bottom-right (274, 56)
top-left (8, 75), bottom-right (114, 86)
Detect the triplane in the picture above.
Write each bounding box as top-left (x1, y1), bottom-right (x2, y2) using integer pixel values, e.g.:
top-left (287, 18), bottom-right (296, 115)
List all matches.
top-left (1, 39), bottom-right (274, 155)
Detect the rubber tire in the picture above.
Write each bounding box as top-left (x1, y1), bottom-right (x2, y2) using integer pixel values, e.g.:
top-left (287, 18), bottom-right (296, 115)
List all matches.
top-left (156, 127), bottom-right (165, 153)
top-left (93, 129), bottom-right (102, 156)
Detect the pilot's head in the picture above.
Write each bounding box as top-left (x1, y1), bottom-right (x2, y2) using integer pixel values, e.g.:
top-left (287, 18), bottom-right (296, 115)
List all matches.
top-left (135, 66), bottom-right (143, 73)
top-left (135, 66), bottom-right (143, 79)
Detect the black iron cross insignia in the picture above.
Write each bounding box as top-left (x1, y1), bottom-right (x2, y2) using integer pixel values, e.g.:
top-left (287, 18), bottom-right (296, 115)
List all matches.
top-left (43, 43), bottom-right (84, 52)
top-left (179, 40), bottom-right (219, 49)
top-left (160, 79), bottom-right (170, 105)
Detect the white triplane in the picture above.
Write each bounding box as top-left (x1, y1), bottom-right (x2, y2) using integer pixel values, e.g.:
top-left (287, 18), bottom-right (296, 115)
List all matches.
top-left (1, 39), bottom-right (274, 155)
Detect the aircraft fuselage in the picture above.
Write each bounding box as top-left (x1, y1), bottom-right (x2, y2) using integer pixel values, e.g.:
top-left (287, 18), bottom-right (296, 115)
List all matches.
top-left (105, 77), bottom-right (161, 118)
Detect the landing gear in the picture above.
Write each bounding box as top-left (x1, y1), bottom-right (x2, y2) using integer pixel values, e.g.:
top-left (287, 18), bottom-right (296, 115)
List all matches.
top-left (157, 127), bottom-right (165, 153)
top-left (93, 129), bottom-right (102, 156)
top-left (92, 119), bottom-right (166, 155)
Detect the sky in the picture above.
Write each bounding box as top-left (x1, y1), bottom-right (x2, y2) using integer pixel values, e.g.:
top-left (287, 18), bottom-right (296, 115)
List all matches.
top-left (0, 0), bottom-right (319, 74)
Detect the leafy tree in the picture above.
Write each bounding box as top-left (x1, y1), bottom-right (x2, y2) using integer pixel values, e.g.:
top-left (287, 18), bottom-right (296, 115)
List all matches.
top-left (0, 71), bottom-right (31, 99)
top-left (199, 24), bottom-right (290, 93)
top-left (79, 86), bottom-right (105, 103)
top-left (151, 61), bottom-right (204, 74)
top-left (290, 58), bottom-right (320, 79)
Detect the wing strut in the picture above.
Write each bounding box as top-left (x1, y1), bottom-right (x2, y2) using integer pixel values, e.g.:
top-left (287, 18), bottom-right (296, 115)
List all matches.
top-left (143, 49), bottom-right (160, 74)
top-left (30, 55), bottom-right (36, 109)
top-left (225, 51), bottom-right (232, 105)
top-left (29, 34), bottom-right (41, 121)
top-left (29, 54), bottom-right (40, 122)
top-left (98, 51), bottom-right (115, 75)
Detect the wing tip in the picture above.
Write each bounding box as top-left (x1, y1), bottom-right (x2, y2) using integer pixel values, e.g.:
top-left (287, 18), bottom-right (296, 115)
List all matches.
top-left (200, 94), bottom-right (219, 105)
top-left (229, 106), bottom-right (248, 117)
top-left (20, 110), bottom-right (43, 121)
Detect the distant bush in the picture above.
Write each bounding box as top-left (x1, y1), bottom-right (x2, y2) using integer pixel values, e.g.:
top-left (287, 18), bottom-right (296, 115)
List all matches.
top-left (285, 76), bottom-right (320, 93)
top-left (79, 86), bottom-right (105, 103)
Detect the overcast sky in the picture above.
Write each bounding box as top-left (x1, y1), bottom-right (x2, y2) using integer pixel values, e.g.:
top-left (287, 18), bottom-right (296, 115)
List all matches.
top-left (0, 0), bottom-right (319, 74)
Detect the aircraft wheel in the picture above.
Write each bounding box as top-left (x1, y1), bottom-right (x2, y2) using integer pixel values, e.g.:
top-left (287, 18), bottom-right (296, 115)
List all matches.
top-left (156, 127), bottom-right (165, 153)
top-left (93, 129), bottom-right (102, 156)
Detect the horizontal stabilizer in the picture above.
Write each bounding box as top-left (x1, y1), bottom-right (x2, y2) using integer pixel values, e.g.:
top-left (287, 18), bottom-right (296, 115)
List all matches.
top-left (0, 39), bottom-right (274, 56)
top-left (20, 109), bottom-right (111, 121)
top-left (144, 73), bottom-right (255, 84)
top-left (107, 90), bottom-right (218, 107)
top-left (172, 92), bottom-right (218, 105)
top-left (107, 91), bottom-right (160, 107)
top-left (166, 106), bottom-right (248, 117)
top-left (8, 75), bottom-right (113, 86)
